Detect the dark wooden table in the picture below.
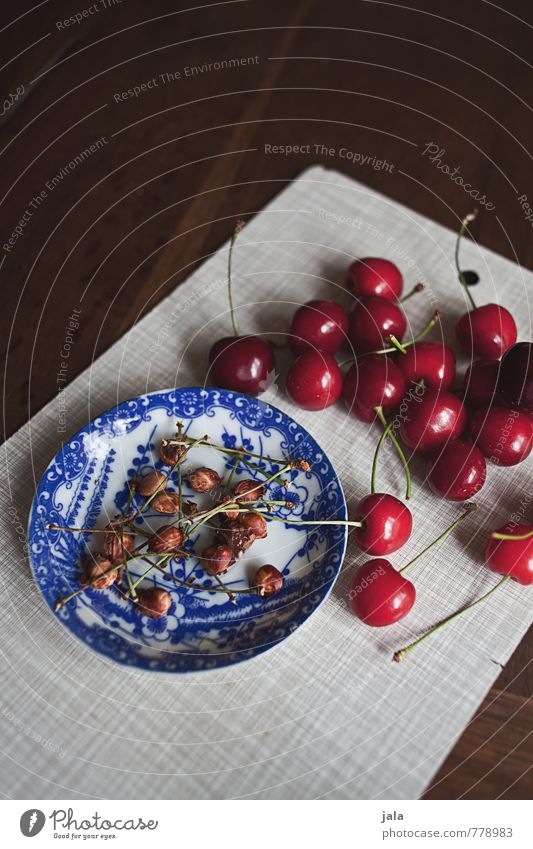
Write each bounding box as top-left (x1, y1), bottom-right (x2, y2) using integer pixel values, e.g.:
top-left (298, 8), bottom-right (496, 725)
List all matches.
top-left (1, 0), bottom-right (531, 799)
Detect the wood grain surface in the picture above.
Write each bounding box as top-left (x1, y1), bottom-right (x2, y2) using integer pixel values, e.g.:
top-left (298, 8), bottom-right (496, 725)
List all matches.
top-left (0, 0), bottom-right (531, 799)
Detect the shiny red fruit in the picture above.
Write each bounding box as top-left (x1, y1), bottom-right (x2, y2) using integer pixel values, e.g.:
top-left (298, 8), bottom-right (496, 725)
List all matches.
top-left (498, 342), bottom-right (533, 411)
top-left (427, 439), bottom-right (486, 500)
top-left (485, 523), bottom-right (533, 584)
top-left (463, 359), bottom-right (501, 408)
top-left (289, 300), bottom-right (348, 354)
top-left (353, 493), bottom-right (412, 556)
top-left (348, 296), bottom-right (406, 354)
top-left (399, 389), bottom-right (466, 454)
top-left (343, 355), bottom-right (406, 423)
top-left (286, 351), bottom-right (343, 410)
top-left (397, 342), bottom-right (456, 390)
top-left (346, 258), bottom-right (403, 301)
top-left (456, 304), bottom-right (517, 360)
top-left (349, 559), bottom-right (416, 626)
top-left (470, 405), bottom-right (533, 466)
top-left (209, 335), bottom-right (275, 396)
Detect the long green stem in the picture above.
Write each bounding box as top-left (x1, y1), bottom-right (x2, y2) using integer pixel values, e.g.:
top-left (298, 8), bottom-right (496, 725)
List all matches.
top-left (54, 561), bottom-right (123, 610)
top-left (374, 406), bottom-right (411, 500)
top-left (371, 417), bottom-right (394, 495)
top-left (393, 576), bottom-right (509, 662)
top-left (225, 457), bottom-right (240, 493)
top-left (123, 559), bottom-right (138, 599)
top-left (213, 571), bottom-right (237, 604)
top-left (243, 464), bottom-right (291, 499)
top-left (455, 210), bottom-right (478, 310)
top-left (228, 219), bottom-right (245, 337)
top-left (171, 435), bottom-right (287, 466)
top-left (128, 554), bottom-right (173, 593)
top-left (181, 500), bottom-right (239, 543)
top-left (192, 499), bottom-right (292, 523)
top-left (150, 562), bottom-right (257, 595)
top-left (251, 510), bottom-right (363, 528)
top-left (48, 524), bottom-right (114, 534)
top-left (399, 504), bottom-right (476, 574)
top-left (124, 483), bottom-right (136, 515)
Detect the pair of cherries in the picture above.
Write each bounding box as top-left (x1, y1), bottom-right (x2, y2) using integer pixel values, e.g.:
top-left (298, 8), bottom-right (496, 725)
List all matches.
top-left (349, 513), bottom-right (533, 636)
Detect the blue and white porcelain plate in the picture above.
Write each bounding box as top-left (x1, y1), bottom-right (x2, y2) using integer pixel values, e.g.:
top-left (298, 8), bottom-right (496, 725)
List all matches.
top-left (28, 387), bottom-right (347, 673)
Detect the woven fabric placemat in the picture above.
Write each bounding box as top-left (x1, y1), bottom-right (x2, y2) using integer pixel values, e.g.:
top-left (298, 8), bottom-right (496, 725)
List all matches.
top-left (1, 166), bottom-right (530, 799)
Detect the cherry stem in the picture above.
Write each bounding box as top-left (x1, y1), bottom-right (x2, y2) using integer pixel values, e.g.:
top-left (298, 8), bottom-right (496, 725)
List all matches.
top-left (127, 554), bottom-right (173, 594)
top-left (192, 499), bottom-right (292, 523)
top-left (370, 417), bottom-right (394, 495)
top-left (374, 406), bottom-right (411, 500)
top-left (455, 210), bottom-right (478, 310)
top-left (212, 571), bottom-right (237, 605)
top-left (54, 561), bottom-right (123, 610)
top-left (123, 559), bottom-right (138, 600)
top-left (491, 528), bottom-right (533, 541)
top-left (47, 522), bottom-right (154, 541)
top-left (393, 575), bottom-right (509, 662)
top-left (375, 310), bottom-right (441, 355)
top-left (225, 456), bottom-right (240, 493)
top-left (399, 503), bottom-right (476, 574)
top-left (171, 434), bottom-right (289, 467)
top-left (241, 464), bottom-right (292, 499)
top-left (251, 509), bottom-right (363, 528)
top-left (400, 282), bottom-right (425, 303)
top-left (150, 561), bottom-right (258, 596)
top-left (228, 219), bottom-right (245, 337)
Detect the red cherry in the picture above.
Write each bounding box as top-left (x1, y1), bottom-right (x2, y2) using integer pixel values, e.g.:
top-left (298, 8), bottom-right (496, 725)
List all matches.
top-left (209, 335), bottom-right (275, 396)
top-left (462, 359), bottom-right (502, 408)
top-left (399, 389), bottom-right (466, 454)
top-left (427, 439), bottom-right (486, 500)
top-left (470, 405), bottom-right (533, 466)
top-left (485, 523), bottom-right (533, 584)
top-left (346, 258), bottom-right (403, 301)
top-left (498, 342), bottom-right (533, 411)
top-left (343, 355), bottom-right (406, 423)
top-left (348, 296), bottom-right (406, 354)
top-left (289, 300), bottom-right (348, 354)
top-left (456, 304), bottom-right (517, 360)
top-left (397, 342), bottom-right (456, 391)
top-left (353, 493), bottom-right (412, 555)
top-left (286, 350), bottom-right (343, 410)
top-left (349, 559), bottom-right (415, 626)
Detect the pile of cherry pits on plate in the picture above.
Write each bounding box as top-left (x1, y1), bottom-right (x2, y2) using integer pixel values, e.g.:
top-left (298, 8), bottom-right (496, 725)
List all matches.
top-left (207, 214), bottom-right (533, 660)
